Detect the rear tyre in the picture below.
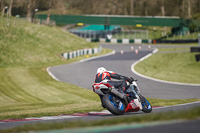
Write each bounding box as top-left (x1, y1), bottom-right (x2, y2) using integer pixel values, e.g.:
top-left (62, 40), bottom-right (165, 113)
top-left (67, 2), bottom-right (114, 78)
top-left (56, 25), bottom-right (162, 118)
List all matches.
top-left (102, 94), bottom-right (125, 115)
top-left (140, 95), bottom-right (152, 113)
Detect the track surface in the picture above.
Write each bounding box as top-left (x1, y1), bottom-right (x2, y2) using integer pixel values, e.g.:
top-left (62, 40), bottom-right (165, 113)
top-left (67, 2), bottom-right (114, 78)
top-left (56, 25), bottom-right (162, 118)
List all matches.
top-left (1, 44), bottom-right (200, 131)
top-left (49, 44), bottom-right (200, 99)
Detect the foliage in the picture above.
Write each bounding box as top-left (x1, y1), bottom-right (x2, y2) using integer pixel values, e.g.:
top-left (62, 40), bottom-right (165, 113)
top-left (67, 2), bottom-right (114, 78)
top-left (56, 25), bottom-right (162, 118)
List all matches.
top-left (1, 0), bottom-right (200, 19)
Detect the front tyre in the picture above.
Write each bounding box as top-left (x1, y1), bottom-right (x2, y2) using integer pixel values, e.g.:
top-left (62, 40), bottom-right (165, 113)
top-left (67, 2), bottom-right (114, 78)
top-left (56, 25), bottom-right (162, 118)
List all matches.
top-left (140, 95), bottom-right (152, 113)
top-left (102, 94), bottom-right (125, 115)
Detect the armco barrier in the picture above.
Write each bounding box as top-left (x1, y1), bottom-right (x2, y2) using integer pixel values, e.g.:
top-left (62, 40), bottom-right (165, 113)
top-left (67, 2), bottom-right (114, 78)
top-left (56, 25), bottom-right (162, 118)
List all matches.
top-left (62, 47), bottom-right (102, 59)
top-left (195, 54), bottom-right (200, 62)
top-left (190, 47), bottom-right (200, 62)
top-left (156, 39), bottom-right (198, 43)
top-left (87, 38), bottom-right (151, 44)
top-left (190, 47), bottom-right (200, 53)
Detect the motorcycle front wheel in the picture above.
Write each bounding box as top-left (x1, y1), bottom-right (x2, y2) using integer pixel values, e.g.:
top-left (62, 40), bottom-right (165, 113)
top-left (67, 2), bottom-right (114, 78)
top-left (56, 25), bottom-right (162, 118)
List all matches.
top-left (140, 95), bottom-right (152, 113)
top-left (102, 94), bottom-right (126, 115)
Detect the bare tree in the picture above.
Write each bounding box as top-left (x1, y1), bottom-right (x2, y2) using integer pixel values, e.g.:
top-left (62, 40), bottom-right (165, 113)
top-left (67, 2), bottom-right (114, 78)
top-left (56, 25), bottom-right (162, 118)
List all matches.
top-left (130, 0), bottom-right (134, 15)
top-left (123, 0), bottom-right (128, 15)
top-left (27, 0), bottom-right (37, 22)
top-left (31, 0), bottom-right (38, 22)
top-left (198, 0), bottom-right (200, 12)
top-left (183, 0), bottom-right (186, 15)
top-left (47, 0), bottom-right (54, 25)
top-left (143, 0), bottom-right (148, 16)
top-left (8, 0), bottom-right (13, 16)
top-left (27, 0), bottom-right (32, 22)
top-left (187, 0), bottom-right (191, 18)
top-left (161, 0), bottom-right (165, 16)
top-left (1, 0), bottom-right (5, 16)
top-left (6, 0), bottom-right (199, 20)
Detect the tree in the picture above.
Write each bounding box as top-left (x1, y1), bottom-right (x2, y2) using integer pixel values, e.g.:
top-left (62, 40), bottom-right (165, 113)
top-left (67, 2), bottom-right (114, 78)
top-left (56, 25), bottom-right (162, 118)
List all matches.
top-left (8, 0), bottom-right (13, 16)
top-left (187, 0), bottom-right (191, 18)
top-left (27, 0), bottom-right (38, 22)
top-left (123, 0), bottom-right (128, 15)
top-left (1, 0), bottom-right (5, 16)
top-left (130, 0), bottom-right (134, 15)
top-left (46, 0), bottom-right (54, 25)
top-left (161, 0), bottom-right (165, 16)
top-left (27, 0), bottom-right (32, 22)
top-left (143, 0), bottom-right (148, 16)
top-left (2, 0), bottom-right (199, 20)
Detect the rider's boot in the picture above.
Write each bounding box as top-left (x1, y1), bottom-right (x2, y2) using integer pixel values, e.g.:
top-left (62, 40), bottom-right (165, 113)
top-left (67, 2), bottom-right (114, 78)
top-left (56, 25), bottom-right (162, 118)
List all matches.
top-left (119, 87), bottom-right (129, 106)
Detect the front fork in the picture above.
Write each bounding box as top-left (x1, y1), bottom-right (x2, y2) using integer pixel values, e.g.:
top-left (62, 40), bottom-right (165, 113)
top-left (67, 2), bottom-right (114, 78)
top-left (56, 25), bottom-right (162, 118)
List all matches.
top-left (130, 87), bottom-right (143, 110)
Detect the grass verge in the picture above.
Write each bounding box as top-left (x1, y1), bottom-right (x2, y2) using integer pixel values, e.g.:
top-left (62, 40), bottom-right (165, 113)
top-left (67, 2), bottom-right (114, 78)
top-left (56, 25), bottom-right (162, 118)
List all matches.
top-left (1, 106), bottom-right (200, 133)
top-left (0, 49), bottom-right (113, 120)
top-left (0, 97), bottom-right (199, 120)
top-left (0, 19), bottom-right (110, 120)
top-left (134, 47), bottom-right (200, 84)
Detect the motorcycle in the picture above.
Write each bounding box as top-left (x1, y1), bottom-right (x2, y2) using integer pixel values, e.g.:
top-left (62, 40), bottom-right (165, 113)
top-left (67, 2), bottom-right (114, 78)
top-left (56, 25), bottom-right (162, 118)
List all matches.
top-left (92, 78), bottom-right (152, 115)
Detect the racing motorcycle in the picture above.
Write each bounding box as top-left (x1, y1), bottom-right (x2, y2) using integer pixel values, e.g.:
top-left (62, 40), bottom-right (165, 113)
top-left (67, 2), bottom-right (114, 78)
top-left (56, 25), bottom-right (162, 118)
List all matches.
top-left (92, 78), bottom-right (152, 115)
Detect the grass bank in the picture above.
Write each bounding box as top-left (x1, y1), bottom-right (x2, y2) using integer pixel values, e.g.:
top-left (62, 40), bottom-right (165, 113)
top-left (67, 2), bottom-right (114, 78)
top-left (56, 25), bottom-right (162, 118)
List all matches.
top-left (0, 18), bottom-right (106, 120)
top-left (134, 47), bottom-right (200, 84)
top-left (0, 22), bottom-right (97, 67)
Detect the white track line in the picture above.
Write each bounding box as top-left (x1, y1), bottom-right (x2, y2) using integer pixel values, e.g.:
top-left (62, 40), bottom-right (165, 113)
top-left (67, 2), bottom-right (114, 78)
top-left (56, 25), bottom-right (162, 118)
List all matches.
top-left (153, 101), bottom-right (200, 110)
top-left (46, 67), bottom-right (60, 81)
top-left (47, 51), bottom-right (114, 81)
top-left (26, 116), bottom-right (81, 120)
top-left (131, 48), bottom-right (200, 86)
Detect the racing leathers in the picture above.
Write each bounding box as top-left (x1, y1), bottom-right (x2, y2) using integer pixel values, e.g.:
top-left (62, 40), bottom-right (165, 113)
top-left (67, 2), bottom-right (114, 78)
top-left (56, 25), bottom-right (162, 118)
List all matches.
top-left (95, 71), bottom-right (131, 107)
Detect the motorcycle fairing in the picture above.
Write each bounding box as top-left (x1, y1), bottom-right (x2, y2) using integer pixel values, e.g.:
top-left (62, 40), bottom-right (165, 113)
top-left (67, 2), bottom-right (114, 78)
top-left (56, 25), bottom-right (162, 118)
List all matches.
top-left (92, 82), bottom-right (113, 95)
top-left (125, 99), bottom-right (140, 113)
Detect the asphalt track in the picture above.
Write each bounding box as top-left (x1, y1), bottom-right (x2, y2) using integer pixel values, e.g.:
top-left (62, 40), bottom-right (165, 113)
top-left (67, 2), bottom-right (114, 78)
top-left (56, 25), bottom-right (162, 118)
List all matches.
top-left (49, 44), bottom-right (200, 99)
top-left (1, 44), bottom-right (200, 132)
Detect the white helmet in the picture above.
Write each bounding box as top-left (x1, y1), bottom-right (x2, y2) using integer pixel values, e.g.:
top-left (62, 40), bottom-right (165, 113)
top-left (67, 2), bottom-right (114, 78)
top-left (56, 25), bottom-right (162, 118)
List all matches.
top-left (97, 67), bottom-right (106, 74)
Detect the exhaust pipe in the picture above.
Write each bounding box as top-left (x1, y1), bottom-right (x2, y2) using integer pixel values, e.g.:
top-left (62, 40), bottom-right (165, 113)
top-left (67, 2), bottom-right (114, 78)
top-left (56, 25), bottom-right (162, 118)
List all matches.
top-left (110, 88), bottom-right (124, 99)
top-left (110, 88), bottom-right (128, 106)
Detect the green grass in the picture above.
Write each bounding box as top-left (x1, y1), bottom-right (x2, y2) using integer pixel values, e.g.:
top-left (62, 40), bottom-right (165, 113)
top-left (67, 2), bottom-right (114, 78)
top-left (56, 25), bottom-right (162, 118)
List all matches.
top-left (0, 17), bottom-right (106, 120)
top-left (134, 47), bottom-right (200, 84)
top-left (0, 22), bottom-right (97, 67)
top-left (147, 98), bottom-right (199, 106)
top-left (0, 65), bottom-right (104, 120)
top-left (1, 106), bottom-right (200, 133)
top-left (0, 17), bottom-right (199, 122)
top-left (166, 32), bottom-right (200, 40)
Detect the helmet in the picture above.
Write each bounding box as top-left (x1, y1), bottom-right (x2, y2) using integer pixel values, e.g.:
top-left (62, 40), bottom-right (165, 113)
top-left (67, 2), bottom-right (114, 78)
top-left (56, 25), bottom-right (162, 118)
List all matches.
top-left (97, 67), bottom-right (106, 74)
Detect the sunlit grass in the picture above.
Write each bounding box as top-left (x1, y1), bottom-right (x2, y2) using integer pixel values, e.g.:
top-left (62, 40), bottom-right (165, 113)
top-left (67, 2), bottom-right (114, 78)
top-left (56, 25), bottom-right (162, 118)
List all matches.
top-left (134, 48), bottom-right (200, 84)
top-left (2, 106), bottom-right (200, 133)
top-left (0, 20), bottom-right (104, 120)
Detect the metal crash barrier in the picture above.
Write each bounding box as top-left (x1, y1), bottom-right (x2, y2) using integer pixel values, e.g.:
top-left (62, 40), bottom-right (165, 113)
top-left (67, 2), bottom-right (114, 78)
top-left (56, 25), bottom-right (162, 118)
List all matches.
top-left (190, 34), bottom-right (200, 62)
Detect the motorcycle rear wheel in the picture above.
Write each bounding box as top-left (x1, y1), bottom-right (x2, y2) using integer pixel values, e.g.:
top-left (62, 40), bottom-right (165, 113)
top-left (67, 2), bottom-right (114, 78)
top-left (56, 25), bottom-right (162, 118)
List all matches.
top-left (102, 94), bottom-right (125, 115)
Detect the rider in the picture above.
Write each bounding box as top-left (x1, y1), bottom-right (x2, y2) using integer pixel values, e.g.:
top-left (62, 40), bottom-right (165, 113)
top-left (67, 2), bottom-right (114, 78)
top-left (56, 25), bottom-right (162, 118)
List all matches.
top-left (95, 67), bottom-right (133, 107)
